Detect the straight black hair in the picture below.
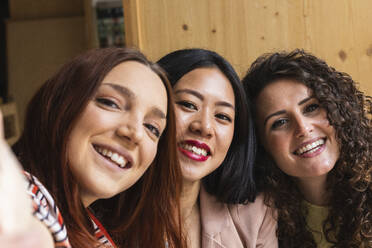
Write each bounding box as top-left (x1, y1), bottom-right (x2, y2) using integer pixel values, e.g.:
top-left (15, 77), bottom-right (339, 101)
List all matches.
top-left (158, 48), bottom-right (257, 203)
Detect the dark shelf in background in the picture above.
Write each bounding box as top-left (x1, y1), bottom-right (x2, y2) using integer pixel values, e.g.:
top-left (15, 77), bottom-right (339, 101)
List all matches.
top-left (0, 0), bottom-right (9, 103)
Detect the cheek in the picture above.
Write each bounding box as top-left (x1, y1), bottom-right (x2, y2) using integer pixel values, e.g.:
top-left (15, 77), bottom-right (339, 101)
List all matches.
top-left (175, 113), bottom-right (190, 137)
top-left (141, 141), bottom-right (158, 167)
top-left (66, 126), bottom-right (85, 162)
top-left (263, 134), bottom-right (289, 161)
top-left (217, 125), bottom-right (234, 153)
top-left (319, 115), bottom-right (331, 127)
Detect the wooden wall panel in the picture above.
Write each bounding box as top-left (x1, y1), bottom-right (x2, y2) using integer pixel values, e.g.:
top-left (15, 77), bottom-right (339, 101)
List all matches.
top-left (301, 0), bottom-right (372, 95)
top-left (123, 0), bottom-right (372, 95)
top-left (7, 17), bottom-right (86, 126)
top-left (130, 0), bottom-right (307, 73)
top-left (9, 0), bottom-right (84, 19)
top-left (347, 1), bottom-right (372, 95)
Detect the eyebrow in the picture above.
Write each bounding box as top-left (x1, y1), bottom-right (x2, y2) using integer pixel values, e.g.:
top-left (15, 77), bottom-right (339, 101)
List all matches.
top-left (103, 83), bottom-right (135, 99)
top-left (174, 88), bottom-right (235, 110)
top-left (175, 88), bottom-right (203, 100)
top-left (263, 97), bottom-right (314, 126)
top-left (103, 83), bottom-right (166, 119)
top-left (150, 107), bottom-right (166, 119)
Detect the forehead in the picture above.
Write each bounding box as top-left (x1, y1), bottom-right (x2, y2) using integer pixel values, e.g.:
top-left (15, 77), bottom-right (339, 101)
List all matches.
top-left (174, 67), bottom-right (235, 102)
top-left (256, 80), bottom-right (312, 116)
top-left (102, 61), bottom-right (168, 112)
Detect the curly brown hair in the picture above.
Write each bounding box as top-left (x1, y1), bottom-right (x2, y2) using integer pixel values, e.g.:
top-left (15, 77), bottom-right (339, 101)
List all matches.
top-left (242, 49), bottom-right (372, 248)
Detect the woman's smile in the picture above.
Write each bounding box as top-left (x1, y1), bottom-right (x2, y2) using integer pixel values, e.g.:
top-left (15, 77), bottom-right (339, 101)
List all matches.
top-left (93, 144), bottom-right (132, 169)
top-left (173, 67), bottom-right (235, 183)
top-left (256, 79), bottom-right (340, 180)
top-left (178, 140), bottom-right (211, 162)
top-left (293, 137), bottom-right (326, 157)
top-left (67, 61), bottom-right (168, 206)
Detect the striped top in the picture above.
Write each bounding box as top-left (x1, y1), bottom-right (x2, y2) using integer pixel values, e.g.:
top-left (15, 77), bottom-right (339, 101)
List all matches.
top-left (25, 172), bottom-right (116, 248)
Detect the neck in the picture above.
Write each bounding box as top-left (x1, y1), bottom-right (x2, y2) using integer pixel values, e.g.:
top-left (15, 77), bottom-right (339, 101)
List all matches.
top-left (81, 193), bottom-right (95, 208)
top-left (297, 175), bottom-right (329, 206)
top-left (181, 179), bottom-right (201, 221)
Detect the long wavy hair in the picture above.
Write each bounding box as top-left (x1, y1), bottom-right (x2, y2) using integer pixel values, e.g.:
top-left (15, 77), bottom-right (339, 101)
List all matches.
top-left (13, 47), bottom-right (185, 248)
top-left (242, 49), bottom-right (372, 247)
top-left (158, 48), bottom-right (257, 204)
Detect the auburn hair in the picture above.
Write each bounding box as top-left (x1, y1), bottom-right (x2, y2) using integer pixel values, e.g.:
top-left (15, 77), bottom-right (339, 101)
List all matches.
top-left (14, 47), bottom-right (186, 248)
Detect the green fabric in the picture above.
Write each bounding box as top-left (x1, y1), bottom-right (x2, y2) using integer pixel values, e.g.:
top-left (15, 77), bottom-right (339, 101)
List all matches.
top-left (303, 201), bottom-right (333, 248)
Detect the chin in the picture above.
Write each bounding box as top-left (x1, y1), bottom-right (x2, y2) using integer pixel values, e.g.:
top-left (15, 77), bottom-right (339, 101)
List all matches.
top-left (182, 171), bottom-right (203, 183)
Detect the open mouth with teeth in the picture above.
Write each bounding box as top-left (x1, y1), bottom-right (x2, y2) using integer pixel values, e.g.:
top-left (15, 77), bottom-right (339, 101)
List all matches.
top-left (93, 145), bottom-right (131, 169)
top-left (294, 138), bottom-right (326, 156)
top-left (178, 141), bottom-right (211, 162)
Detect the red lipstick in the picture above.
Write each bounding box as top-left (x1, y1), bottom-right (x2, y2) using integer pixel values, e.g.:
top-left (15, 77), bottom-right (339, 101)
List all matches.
top-left (178, 140), bottom-right (211, 162)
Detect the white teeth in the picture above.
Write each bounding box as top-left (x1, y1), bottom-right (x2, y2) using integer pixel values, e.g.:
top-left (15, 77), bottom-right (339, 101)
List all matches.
top-left (117, 156), bottom-right (124, 166)
top-left (296, 139), bottom-right (325, 155)
top-left (112, 153), bottom-right (119, 161)
top-left (181, 144), bottom-right (208, 156)
top-left (96, 147), bottom-right (127, 168)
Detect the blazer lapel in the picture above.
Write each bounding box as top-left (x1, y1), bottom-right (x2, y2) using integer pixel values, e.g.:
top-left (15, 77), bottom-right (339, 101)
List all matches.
top-left (199, 186), bottom-right (244, 248)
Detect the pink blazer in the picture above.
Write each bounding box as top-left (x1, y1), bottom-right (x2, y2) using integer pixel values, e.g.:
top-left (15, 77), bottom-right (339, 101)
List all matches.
top-left (200, 187), bottom-right (278, 248)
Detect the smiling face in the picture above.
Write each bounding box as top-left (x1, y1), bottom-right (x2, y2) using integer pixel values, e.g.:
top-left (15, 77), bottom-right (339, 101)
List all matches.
top-left (173, 67), bottom-right (235, 183)
top-left (255, 79), bottom-right (340, 181)
top-left (66, 61), bottom-right (168, 207)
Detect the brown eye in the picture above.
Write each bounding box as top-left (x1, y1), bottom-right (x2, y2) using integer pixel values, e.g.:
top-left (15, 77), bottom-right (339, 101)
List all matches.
top-left (271, 118), bottom-right (288, 130)
top-left (304, 103), bottom-right (319, 113)
top-left (96, 98), bottom-right (120, 109)
top-left (144, 123), bottom-right (160, 138)
top-left (176, 101), bottom-right (198, 111)
top-left (215, 113), bottom-right (232, 122)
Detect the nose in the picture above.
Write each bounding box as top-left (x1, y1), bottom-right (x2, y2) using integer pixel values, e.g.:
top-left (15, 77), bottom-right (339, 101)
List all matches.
top-left (116, 113), bottom-right (144, 145)
top-left (189, 109), bottom-right (213, 138)
top-left (294, 116), bottom-right (313, 138)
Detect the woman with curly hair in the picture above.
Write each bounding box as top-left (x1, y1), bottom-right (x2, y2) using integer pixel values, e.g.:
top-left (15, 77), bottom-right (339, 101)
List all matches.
top-left (242, 49), bottom-right (371, 247)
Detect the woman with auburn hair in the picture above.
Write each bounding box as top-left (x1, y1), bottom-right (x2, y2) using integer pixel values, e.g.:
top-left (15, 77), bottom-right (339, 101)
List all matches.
top-left (0, 47), bottom-right (185, 247)
top-left (158, 48), bottom-right (278, 248)
top-left (242, 49), bottom-right (371, 247)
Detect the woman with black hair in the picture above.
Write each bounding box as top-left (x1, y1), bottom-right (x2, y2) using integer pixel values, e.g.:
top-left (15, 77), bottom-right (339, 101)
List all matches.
top-left (158, 48), bottom-right (278, 248)
top-left (243, 49), bottom-right (371, 247)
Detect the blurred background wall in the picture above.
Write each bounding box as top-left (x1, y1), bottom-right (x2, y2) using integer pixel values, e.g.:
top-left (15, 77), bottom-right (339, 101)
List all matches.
top-left (123, 0), bottom-right (372, 96)
top-left (3, 0), bottom-right (87, 137)
top-left (1, 0), bottom-right (371, 143)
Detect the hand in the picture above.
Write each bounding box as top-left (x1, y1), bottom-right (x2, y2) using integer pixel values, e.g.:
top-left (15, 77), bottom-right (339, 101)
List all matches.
top-left (0, 110), bottom-right (33, 235)
top-left (0, 232), bottom-right (45, 248)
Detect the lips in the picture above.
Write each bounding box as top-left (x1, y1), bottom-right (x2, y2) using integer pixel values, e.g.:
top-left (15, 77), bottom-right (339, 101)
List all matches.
top-left (294, 138), bottom-right (326, 158)
top-left (93, 144), bottom-right (133, 169)
top-left (178, 140), bottom-right (211, 162)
